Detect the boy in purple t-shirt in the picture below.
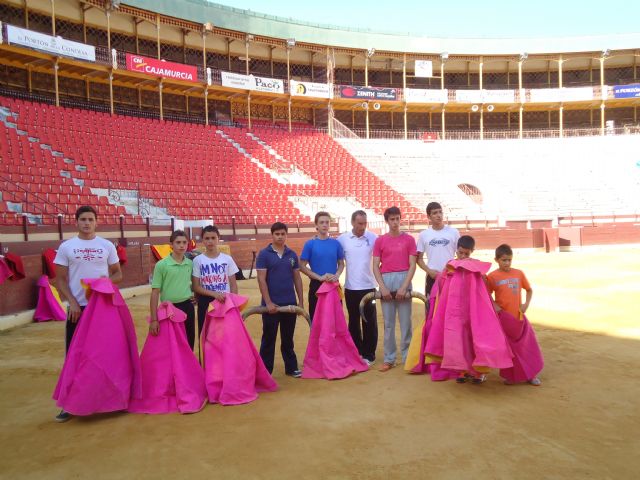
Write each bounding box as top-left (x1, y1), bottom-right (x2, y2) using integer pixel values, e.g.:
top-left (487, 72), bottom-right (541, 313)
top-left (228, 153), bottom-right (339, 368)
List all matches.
top-left (372, 206), bottom-right (417, 372)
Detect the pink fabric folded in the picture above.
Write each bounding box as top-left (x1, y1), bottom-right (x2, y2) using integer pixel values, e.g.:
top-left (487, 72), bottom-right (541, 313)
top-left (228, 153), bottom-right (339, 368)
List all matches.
top-left (128, 302), bottom-right (206, 414)
top-left (423, 259), bottom-right (513, 378)
top-left (498, 311), bottom-right (544, 384)
top-left (202, 293), bottom-right (277, 405)
top-left (53, 278), bottom-right (141, 416)
top-left (302, 282), bottom-right (368, 380)
top-left (410, 274), bottom-right (458, 381)
top-left (34, 276), bottom-right (66, 322)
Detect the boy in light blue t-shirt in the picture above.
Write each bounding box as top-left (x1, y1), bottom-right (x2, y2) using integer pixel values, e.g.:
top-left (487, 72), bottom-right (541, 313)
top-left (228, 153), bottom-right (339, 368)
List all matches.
top-left (299, 211), bottom-right (344, 322)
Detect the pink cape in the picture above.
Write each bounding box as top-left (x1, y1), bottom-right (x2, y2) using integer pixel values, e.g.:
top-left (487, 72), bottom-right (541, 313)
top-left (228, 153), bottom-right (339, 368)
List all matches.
top-left (498, 311), bottom-right (544, 383)
top-left (128, 302), bottom-right (206, 414)
top-left (34, 275), bottom-right (66, 322)
top-left (302, 282), bottom-right (368, 379)
top-left (423, 259), bottom-right (513, 377)
top-left (202, 293), bottom-right (277, 405)
top-left (52, 278), bottom-right (142, 415)
top-left (410, 274), bottom-right (459, 381)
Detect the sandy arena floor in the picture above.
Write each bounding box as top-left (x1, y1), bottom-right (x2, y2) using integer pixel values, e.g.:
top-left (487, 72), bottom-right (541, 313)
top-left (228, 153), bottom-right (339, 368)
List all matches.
top-left (1, 247), bottom-right (639, 479)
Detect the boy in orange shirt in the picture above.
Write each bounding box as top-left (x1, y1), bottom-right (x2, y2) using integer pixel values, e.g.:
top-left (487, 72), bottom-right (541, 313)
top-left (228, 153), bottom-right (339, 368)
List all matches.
top-left (487, 244), bottom-right (532, 319)
top-left (487, 244), bottom-right (543, 386)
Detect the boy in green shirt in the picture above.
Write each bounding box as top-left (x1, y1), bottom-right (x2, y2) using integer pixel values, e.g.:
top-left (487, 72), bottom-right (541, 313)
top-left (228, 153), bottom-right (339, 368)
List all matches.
top-left (150, 230), bottom-right (195, 349)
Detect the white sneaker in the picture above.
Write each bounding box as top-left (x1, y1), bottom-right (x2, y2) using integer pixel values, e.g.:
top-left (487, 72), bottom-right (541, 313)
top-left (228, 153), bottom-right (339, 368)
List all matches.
top-left (360, 356), bottom-right (375, 367)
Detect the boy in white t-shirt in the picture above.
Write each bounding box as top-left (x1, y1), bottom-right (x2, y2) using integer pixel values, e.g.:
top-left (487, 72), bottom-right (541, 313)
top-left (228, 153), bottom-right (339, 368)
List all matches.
top-left (192, 225), bottom-right (239, 338)
top-left (53, 205), bottom-right (122, 422)
top-left (416, 202), bottom-right (459, 306)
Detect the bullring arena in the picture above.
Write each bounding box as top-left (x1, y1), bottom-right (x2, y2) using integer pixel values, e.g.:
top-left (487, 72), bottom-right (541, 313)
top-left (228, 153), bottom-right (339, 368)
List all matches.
top-left (1, 1), bottom-right (639, 479)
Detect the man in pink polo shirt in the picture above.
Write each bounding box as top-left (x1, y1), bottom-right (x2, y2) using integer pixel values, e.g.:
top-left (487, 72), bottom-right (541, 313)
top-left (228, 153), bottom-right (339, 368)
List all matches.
top-left (372, 206), bottom-right (418, 372)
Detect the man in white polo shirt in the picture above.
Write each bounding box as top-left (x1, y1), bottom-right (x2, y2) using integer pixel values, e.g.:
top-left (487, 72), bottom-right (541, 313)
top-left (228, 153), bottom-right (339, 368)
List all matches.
top-left (338, 210), bottom-right (378, 366)
top-left (416, 202), bottom-right (459, 312)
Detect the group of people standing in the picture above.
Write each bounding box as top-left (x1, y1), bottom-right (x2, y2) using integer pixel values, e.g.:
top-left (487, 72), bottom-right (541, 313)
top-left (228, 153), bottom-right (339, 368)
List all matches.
top-left (51, 201), bottom-right (543, 422)
top-left (257, 203), bottom-right (542, 385)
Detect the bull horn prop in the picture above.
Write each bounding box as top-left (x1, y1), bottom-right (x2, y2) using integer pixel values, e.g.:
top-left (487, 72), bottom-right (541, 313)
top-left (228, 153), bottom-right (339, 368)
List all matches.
top-left (242, 305), bottom-right (311, 326)
top-left (359, 290), bottom-right (427, 322)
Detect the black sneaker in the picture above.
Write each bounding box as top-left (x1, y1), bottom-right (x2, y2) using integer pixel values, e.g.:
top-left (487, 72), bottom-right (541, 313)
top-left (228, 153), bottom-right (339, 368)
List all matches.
top-left (286, 370), bottom-right (302, 378)
top-left (54, 410), bottom-right (72, 423)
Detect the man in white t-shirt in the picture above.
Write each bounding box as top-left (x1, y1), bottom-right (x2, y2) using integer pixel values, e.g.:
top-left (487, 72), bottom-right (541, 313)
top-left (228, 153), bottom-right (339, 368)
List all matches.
top-left (53, 206), bottom-right (122, 422)
top-left (192, 225), bottom-right (239, 337)
top-left (337, 210), bottom-right (378, 366)
top-left (416, 202), bottom-right (459, 307)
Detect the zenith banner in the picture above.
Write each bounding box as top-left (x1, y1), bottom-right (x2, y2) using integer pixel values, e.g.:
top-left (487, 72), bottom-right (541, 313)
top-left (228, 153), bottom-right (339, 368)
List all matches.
top-left (339, 85), bottom-right (398, 101)
top-left (613, 84), bottom-right (640, 98)
top-left (125, 53), bottom-right (198, 83)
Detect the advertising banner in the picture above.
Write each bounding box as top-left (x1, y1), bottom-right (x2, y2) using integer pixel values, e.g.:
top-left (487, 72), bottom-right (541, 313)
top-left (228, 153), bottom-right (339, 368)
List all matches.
top-left (252, 75), bottom-right (284, 94)
top-left (455, 89), bottom-right (515, 104)
top-left (414, 60), bottom-right (433, 78)
top-left (221, 71), bottom-right (252, 89)
top-left (613, 84), bottom-right (640, 98)
top-left (221, 72), bottom-right (284, 94)
top-left (6, 24), bottom-right (95, 62)
top-left (481, 89), bottom-right (515, 103)
top-left (529, 87), bottom-right (593, 103)
top-left (290, 80), bottom-right (331, 98)
top-left (404, 88), bottom-right (448, 104)
top-left (125, 53), bottom-right (198, 82)
top-left (339, 85), bottom-right (398, 101)
top-left (455, 89), bottom-right (484, 103)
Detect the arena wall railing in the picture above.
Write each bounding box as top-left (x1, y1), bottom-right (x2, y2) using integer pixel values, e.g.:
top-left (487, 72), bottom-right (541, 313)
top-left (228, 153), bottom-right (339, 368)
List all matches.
top-left (2, 219), bottom-right (639, 318)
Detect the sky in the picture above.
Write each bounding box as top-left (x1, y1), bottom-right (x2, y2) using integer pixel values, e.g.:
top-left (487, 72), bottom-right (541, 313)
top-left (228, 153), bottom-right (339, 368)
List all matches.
top-left (209, 0), bottom-right (639, 38)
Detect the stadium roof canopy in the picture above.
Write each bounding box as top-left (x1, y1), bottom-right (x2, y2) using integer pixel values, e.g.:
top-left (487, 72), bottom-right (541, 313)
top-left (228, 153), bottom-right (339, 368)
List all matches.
top-left (126, 0), bottom-right (640, 54)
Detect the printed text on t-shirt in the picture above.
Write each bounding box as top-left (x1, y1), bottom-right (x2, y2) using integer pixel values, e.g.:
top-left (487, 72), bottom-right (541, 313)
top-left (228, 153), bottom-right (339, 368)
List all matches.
top-left (429, 238), bottom-right (451, 246)
top-left (73, 248), bottom-right (106, 262)
top-left (496, 277), bottom-right (520, 293)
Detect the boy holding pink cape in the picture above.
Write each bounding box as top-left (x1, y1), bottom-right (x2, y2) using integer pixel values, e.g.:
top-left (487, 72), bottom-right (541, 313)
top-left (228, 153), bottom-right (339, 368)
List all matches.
top-left (422, 236), bottom-right (513, 384)
top-left (132, 231), bottom-right (206, 414)
top-left (487, 244), bottom-right (543, 386)
top-left (52, 206), bottom-right (122, 422)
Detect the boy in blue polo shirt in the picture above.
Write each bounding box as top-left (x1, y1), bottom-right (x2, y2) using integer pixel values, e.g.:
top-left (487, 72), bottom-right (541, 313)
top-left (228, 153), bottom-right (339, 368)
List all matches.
top-left (300, 211), bottom-right (345, 322)
top-left (256, 222), bottom-right (304, 378)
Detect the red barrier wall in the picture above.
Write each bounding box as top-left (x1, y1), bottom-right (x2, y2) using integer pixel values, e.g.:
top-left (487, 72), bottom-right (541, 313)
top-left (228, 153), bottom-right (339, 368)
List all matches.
top-left (1, 225), bottom-right (638, 316)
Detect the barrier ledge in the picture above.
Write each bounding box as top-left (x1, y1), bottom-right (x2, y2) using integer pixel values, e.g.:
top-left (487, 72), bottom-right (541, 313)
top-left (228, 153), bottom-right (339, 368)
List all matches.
top-left (0, 284), bottom-right (152, 332)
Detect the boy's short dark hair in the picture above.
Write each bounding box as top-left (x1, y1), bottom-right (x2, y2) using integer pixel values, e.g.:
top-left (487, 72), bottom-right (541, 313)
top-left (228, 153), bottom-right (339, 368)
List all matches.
top-left (351, 210), bottom-right (367, 222)
top-left (495, 244), bottom-right (513, 258)
top-left (458, 235), bottom-right (475, 250)
top-left (202, 225), bottom-right (220, 238)
top-left (426, 202), bottom-right (442, 215)
top-left (314, 211), bottom-right (331, 224)
top-left (271, 222), bottom-right (288, 233)
top-left (383, 206), bottom-right (401, 221)
top-left (169, 230), bottom-right (188, 243)
top-left (75, 205), bottom-right (97, 220)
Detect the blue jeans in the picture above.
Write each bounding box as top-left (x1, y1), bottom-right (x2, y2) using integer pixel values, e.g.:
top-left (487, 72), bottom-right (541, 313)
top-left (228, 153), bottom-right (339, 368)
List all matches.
top-left (380, 271), bottom-right (412, 365)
